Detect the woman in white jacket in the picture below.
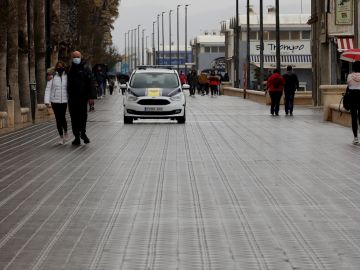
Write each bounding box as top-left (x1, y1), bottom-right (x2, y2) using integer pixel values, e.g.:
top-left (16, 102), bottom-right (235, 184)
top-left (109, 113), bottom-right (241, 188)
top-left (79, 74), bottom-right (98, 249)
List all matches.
top-left (347, 61), bottom-right (360, 144)
top-left (44, 61), bottom-right (69, 144)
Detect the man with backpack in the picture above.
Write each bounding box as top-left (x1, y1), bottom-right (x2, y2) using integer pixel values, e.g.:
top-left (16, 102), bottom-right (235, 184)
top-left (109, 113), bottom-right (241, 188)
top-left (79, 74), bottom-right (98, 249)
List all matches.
top-left (283, 66), bottom-right (299, 116)
top-left (266, 69), bottom-right (285, 116)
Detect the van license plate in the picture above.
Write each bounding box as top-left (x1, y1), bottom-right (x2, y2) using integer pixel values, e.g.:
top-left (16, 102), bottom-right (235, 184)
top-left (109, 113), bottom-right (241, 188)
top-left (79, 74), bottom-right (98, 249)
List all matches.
top-left (145, 107), bottom-right (163, 112)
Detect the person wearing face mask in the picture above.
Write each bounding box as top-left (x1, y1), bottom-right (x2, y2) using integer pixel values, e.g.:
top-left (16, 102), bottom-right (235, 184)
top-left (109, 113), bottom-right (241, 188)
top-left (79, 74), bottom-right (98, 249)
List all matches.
top-left (44, 61), bottom-right (69, 145)
top-left (67, 51), bottom-right (97, 145)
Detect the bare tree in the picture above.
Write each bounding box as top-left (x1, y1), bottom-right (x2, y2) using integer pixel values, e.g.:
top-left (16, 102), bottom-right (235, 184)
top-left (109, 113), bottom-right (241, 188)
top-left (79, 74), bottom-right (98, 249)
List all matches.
top-left (0, 0), bottom-right (8, 112)
top-left (18, 0), bottom-right (31, 109)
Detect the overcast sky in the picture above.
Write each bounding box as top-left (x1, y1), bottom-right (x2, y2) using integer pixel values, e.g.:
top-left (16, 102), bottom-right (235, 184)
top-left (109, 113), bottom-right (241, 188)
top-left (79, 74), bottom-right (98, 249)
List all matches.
top-left (112, 0), bottom-right (311, 53)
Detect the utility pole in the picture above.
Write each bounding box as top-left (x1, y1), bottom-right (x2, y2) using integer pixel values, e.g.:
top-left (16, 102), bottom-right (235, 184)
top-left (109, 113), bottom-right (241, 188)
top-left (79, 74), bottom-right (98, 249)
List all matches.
top-left (157, 14), bottom-right (160, 65)
top-left (185, 4), bottom-right (190, 75)
top-left (259, 0), bottom-right (264, 91)
top-left (169, 10), bottom-right (173, 66)
top-left (275, 0), bottom-right (280, 70)
top-left (162, 12), bottom-right (166, 64)
top-left (177, 5), bottom-right (181, 72)
top-left (153, 21), bottom-right (156, 65)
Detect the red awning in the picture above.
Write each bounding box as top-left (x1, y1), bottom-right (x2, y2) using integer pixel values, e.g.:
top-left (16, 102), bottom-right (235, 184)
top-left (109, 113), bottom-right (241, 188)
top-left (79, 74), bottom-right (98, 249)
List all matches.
top-left (337, 37), bottom-right (355, 52)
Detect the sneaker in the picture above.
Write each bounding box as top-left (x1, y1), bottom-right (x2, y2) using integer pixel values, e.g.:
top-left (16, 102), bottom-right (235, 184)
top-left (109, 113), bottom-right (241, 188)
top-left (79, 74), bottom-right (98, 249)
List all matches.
top-left (81, 133), bottom-right (90, 144)
top-left (353, 137), bottom-right (359, 145)
top-left (58, 138), bottom-right (64, 145)
top-left (72, 137), bottom-right (81, 145)
top-left (64, 132), bottom-right (69, 140)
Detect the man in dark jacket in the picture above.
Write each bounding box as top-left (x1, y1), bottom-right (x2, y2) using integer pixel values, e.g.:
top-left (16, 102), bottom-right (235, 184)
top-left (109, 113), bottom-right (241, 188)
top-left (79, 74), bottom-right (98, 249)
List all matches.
top-left (67, 51), bottom-right (97, 145)
top-left (283, 66), bottom-right (299, 116)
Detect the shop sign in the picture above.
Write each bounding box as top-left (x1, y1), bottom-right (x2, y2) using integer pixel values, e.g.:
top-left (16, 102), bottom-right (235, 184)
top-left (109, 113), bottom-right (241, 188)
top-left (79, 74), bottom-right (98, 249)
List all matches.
top-left (336, 0), bottom-right (353, 25)
top-left (250, 41), bottom-right (311, 55)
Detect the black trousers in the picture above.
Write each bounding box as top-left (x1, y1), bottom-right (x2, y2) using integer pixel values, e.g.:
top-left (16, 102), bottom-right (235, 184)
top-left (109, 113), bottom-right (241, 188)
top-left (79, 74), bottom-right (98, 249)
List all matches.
top-left (269, 91), bottom-right (282, 115)
top-left (349, 90), bottom-right (360, 137)
top-left (51, 103), bottom-right (68, 136)
top-left (69, 101), bottom-right (88, 138)
top-left (284, 92), bottom-right (295, 114)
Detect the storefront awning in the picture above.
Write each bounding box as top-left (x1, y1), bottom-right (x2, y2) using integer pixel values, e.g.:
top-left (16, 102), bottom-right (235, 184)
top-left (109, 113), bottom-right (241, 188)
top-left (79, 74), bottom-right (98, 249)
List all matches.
top-left (337, 37), bottom-right (354, 52)
top-left (250, 55), bottom-right (312, 69)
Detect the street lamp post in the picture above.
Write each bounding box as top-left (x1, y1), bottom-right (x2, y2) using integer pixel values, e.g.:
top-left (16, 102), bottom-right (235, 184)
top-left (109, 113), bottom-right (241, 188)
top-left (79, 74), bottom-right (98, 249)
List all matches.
top-left (169, 10), bottom-right (173, 66)
top-left (124, 32), bottom-right (127, 72)
top-left (185, 4), bottom-right (190, 75)
top-left (146, 35), bottom-right (149, 64)
top-left (130, 29), bottom-right (133, 71)
top-left (134, 28), bottom-right (137, 69)
top-left (137, 25), bottom-right (140, 66)
top-left (177, 4), bottom-right (181, 72)
top-left (235, 0), bottom-right (240, 88)
top-left (275, 0), bottom-right (280, 70)
top-left (127, 30), bottom-right (131, 72)
top-left (157, 14), bottom-right (160, 65)
top-left (153, 21), bottom-right (156, 65)
top-left (162, 11), bottom-right (166, 64)
top-left (246, 0), bottom-right (250, 90)
top-left (259, 0), bottom-right (264, 91)
top-left (142, 29), bottom-right (145, 65)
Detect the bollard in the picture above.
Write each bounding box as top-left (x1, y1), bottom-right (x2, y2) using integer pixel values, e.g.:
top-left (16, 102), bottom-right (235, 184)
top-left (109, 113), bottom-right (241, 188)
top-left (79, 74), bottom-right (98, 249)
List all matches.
top-left (30, 82), bottom-right (37, 123)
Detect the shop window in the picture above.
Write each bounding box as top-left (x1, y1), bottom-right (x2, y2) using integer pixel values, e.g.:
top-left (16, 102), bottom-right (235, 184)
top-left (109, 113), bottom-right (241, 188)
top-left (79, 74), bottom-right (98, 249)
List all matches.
top-left (211, 47), bottom-right (219, 53)
top-left (280, 31), bottom-right (290, 40)
top-left (205, 47), bottom-right (211, 53)
top-left (290, 31), bottom-right (300, 40)
top-left (269, 31), bottom-right (276, 40)
top-left (302, 31), bottom-right (311, 40)
top-left (250, 31), bottom-right (258, 40)
top-left (219, 46), bottom-right (225, 53)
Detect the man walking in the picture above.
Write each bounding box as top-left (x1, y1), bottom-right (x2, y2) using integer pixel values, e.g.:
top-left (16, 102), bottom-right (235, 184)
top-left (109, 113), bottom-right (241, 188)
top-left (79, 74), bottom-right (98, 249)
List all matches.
top-left (67, 51), bottom-right (96, 145)
top-left (283, 66), bottom-right (299, 116)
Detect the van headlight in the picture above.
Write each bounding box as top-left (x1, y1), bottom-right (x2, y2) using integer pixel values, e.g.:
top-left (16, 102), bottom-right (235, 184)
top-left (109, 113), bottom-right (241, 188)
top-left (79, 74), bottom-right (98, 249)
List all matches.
top-left (127, 95), bottom-right (138, 101)
top-left (170, 93), bottom-right (184, 101)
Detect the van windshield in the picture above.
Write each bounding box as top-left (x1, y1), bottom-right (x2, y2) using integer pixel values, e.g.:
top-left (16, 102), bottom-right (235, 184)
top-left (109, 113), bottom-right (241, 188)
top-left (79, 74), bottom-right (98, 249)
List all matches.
top-left (130, 73), bottom-right (179, 88)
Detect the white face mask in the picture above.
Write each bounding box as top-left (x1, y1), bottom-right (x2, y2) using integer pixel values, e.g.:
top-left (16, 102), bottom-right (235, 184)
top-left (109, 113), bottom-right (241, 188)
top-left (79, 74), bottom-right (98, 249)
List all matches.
top-left (72, 57), bottom-right (81, 65)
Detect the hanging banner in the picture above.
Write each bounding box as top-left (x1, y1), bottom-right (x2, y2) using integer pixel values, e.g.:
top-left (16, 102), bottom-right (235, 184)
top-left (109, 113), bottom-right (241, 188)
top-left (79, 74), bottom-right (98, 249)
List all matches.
top-left (336, 0), bottom-right (353, 25)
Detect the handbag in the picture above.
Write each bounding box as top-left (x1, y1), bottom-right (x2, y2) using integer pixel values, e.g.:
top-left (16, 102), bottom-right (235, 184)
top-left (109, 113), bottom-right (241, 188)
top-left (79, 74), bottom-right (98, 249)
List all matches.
top-left (341, 87), bottom-right (351, 111)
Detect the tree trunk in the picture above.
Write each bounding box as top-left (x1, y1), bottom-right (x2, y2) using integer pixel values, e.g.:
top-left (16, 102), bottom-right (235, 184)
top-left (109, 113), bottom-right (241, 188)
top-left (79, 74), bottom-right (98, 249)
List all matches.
top-left (35, 0), bottom-right (46, 104)
top-left (19, 0), bottom-right (31, 109)
top-left (51, 0), bottom-right (60, 65)
top-left (8, 0), bottom-right (22, 123)
top-left (28, 0), bottom-right (37, 122)
top-left (0, 0), bottom-right (8, 112)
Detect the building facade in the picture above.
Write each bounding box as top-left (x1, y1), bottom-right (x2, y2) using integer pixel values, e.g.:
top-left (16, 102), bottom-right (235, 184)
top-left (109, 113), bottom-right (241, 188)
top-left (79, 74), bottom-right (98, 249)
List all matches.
top-left (190, 34), bottom-right (226, 73)
top-left (310, 0), bottom-right (359, 105)
top-left (146, 45), bottom-right (192, 73)
top-left (222, 8), bottom-right (312, 91)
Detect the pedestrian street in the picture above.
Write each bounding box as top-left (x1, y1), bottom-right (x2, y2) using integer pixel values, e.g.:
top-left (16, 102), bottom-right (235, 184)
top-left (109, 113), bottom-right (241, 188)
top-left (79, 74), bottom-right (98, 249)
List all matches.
top-left (1, 92), bottom-right (360, 270)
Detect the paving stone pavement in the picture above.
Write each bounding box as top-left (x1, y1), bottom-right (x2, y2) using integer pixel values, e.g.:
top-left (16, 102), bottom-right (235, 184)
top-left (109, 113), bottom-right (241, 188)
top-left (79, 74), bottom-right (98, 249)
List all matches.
top-left (1, 91), bottom-right (360, 270)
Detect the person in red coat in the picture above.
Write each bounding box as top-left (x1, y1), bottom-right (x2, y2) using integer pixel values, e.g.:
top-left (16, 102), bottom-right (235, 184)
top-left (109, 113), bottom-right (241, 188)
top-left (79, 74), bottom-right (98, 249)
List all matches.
top-left (266, 69), bottom-right (285, 116)
top-left (208, 70), bottom-right (220, 96)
